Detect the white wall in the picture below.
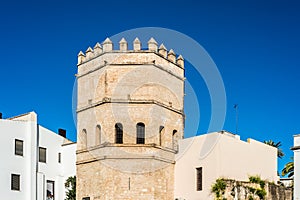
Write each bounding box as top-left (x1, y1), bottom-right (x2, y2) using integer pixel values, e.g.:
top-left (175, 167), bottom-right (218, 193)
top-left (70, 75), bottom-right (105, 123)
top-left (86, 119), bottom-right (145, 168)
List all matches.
top-left (0, 112), bottom-right (76, 200)
top-left (174, 131), bottom-right (278, 200)
top-left (38, 125), bottom-right (76, 200)
top-left (61, 142), bottom-right (77, 199)
top-left (0, 112), bottom-right (37, 200)
top-left (294, 134), bottom-right (300, 200)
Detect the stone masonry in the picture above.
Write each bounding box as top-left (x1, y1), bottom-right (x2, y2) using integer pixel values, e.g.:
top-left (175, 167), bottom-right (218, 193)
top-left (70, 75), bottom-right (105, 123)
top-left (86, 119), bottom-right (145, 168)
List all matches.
top-left (76, 37), bottom-right (185, 200)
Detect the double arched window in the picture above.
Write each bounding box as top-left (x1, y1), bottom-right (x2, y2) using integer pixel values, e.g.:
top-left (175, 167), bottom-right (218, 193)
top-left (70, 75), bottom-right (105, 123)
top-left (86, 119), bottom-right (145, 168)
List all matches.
top-left (113, 122), bottom-right (146, 144)
top-left (136, 123), bottom-right (145, 144)
top-left (115, 123), bottom-right (123, 144)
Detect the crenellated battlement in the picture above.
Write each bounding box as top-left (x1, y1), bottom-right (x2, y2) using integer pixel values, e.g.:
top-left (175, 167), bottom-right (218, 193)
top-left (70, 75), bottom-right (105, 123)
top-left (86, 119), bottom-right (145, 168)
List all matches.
top-left (77, 37), bottom-right (184, 68)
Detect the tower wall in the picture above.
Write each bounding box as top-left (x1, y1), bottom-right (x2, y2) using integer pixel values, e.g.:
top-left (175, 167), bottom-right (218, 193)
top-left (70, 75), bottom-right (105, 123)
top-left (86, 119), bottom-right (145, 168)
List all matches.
top-left (76, 38), bottom-right (185, 200)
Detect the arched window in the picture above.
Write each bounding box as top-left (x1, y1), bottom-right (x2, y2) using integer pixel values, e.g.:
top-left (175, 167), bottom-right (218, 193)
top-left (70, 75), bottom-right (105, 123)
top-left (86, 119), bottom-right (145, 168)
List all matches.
top-left (79, 129), bottom-right (87, 149)
top-left (159, 126), bottom-right (164, 146)
top-left (115, 123), bottom-right (123, 144)
top-left (95, 125), bottom-right (101, 145)
top-left (136, 123), bottom-right (145, 144)
top-left (172, 130), bottom-right (178, 150)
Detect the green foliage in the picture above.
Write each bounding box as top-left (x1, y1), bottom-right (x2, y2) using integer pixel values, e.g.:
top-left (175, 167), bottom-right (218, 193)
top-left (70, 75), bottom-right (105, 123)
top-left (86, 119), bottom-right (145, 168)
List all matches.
top-left (256, 188), bottom-right (267, 199)
top-left (282, 157), bottom-right (294, 178)
top-left (249, 176), bottom-right (261, 183)
top-left (212, 176), bottom-right (268, 200)
top-left (248, 187), bottom-right (256, 194)
top-left (65, 176), bottom-right (76, 200)
top-left (263, 140), bottom-right (284, 158)
top-left (249, 176), bottom-right (265, 188)
top-left (248, 176), bottom-right (266, 200)
top-left (211, 179), bottom-right (227, 200)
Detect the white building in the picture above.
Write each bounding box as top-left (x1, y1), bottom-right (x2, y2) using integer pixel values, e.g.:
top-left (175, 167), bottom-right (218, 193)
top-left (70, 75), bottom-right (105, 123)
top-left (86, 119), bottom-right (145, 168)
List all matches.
top-left (0, 112), bottom-right (76, 200)
top-left (292, 134), bottom-right (300, 200)
top-left (174, 131), bottom-right (278, 200)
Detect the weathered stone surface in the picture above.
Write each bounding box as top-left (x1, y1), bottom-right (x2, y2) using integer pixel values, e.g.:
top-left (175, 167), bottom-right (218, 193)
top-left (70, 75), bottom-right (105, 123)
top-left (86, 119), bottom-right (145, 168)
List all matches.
top-left (215, 179), bottom-right (292, 200)
top-left (76, 38), bottom-right (185, 200)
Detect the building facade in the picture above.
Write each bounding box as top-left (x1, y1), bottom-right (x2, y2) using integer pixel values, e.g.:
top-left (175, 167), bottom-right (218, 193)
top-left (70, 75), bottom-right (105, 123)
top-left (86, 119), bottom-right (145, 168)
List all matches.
top-left (76, 37), bottom-right (184, 200)
top-left (174, 131), bottom-right (279, 199)
top-left (292, 134), bottom-right (300, 200)
top-left (0, 112), bottom-right (76, 200)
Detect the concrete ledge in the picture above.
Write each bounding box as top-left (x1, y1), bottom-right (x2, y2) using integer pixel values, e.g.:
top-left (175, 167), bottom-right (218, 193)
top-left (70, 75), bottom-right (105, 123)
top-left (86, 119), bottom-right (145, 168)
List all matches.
top-left (76, 154), bottom-right (175, 165)
top-left (76, 143), bottom-right (177, 154)
top-left (76, 98), bottom-right (184, 115)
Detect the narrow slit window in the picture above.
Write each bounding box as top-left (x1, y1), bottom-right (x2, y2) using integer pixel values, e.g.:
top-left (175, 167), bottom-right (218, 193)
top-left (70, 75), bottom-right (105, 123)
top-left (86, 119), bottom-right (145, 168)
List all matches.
top-left (172, 130), bottom-right (178, 150)
top-left (96, 125), bottom-right (101, 145)
top-left (58, 152), bottom-right (61, 163)
top-left (81, 129), bottom-right (87, 149)
top-left (196, 167), bottom-right (202, 191)
top-left (159, 126), bottom-right (164, 146)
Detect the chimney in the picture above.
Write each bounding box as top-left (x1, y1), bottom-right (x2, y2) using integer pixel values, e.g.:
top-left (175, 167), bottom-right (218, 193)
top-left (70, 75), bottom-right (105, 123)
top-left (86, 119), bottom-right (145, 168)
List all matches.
top-left (58, 129), bottom-right (66, 138)
top-left (0, 113), bottom-right (2, 119)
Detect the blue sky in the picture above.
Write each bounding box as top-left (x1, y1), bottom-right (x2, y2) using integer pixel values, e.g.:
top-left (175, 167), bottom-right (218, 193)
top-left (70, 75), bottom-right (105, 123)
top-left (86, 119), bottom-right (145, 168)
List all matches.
top-left (1, 0), bottom-right (299, 175)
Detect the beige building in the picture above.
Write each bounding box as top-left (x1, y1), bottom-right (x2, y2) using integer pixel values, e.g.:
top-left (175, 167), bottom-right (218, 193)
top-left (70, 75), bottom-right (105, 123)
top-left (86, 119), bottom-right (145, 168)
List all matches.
top-left (174, 131), bottom-right (278, 199)
top-left (75, 37), bottom-right (278, 200)
top-left (76, 37), bottom-right (184, 200)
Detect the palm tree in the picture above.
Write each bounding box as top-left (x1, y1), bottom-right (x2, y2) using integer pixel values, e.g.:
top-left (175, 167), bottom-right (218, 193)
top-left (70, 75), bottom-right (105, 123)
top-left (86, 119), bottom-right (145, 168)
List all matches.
top-left (264, 140), bottom-right (284, 158)
top-left (282, 157), bottom-right (294, 178)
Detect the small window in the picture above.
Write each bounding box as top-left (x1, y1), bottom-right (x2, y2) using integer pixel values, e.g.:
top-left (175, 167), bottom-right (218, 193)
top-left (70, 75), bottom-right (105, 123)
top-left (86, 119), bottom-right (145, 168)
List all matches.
top-left (47, 180), bottom-right (55, 199)
top-left (39, 147), bottom-right (47, 163)
top-left (196, 167), bottom-right (202, 191)
top-left (80, 129), bottom-right (87, 149)
top-left (136, 123), bottom-right (145, 144)
top-left (172, 130), bottom-right (179, 150)
top-left (159, 126), bottom-right (164, 146)
top-left (58, 153), bottom-right (61, 163)
top-left (15, 139), bottom-right (23, 156)
top-left (82, 197), bottom-right (90, 200)
top-left (11, 174), bottom-right (20, 191)
top-left (96, 125), bottom-right (101, 145)
top-left (115, 123), bottom-right (123, 144)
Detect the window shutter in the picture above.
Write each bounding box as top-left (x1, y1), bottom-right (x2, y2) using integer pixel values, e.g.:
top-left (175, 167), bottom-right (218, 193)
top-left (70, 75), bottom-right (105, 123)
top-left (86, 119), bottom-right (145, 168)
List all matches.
top-left (15, 139), bottom-right (23, 156)
top-left (11, 174), bottom-right (20, 191)
top-left (196, 167), bottom-right (202, 191)
top-left (39, 147), bottom-right (47, 163)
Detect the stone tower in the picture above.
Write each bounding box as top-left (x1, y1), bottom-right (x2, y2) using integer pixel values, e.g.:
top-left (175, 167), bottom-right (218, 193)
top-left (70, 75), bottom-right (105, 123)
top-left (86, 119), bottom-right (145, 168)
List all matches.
top-left (76, 37), bottom-right (185, 200)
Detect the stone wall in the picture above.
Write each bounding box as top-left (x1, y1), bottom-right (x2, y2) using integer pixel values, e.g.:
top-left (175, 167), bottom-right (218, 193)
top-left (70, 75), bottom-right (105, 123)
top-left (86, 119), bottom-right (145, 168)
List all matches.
top-left (76, 160), bottom-right (175, 200)
top-left (216, 179), bottom-right (292, 200)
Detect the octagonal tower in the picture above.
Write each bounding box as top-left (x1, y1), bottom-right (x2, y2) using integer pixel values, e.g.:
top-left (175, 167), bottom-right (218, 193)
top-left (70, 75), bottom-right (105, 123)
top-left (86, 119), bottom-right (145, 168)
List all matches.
top-left (76, 37), bottom-right (185, 200)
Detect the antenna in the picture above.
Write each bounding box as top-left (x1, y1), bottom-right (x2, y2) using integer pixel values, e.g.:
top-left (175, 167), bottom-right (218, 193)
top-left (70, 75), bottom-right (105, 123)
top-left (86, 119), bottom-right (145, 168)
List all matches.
top-left (234, 104), bottom-right (238, 134)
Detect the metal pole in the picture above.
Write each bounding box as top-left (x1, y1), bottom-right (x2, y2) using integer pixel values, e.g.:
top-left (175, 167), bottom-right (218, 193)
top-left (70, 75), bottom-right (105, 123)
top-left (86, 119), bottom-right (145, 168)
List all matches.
top-left (234, 104), bottom-right (238, 134)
